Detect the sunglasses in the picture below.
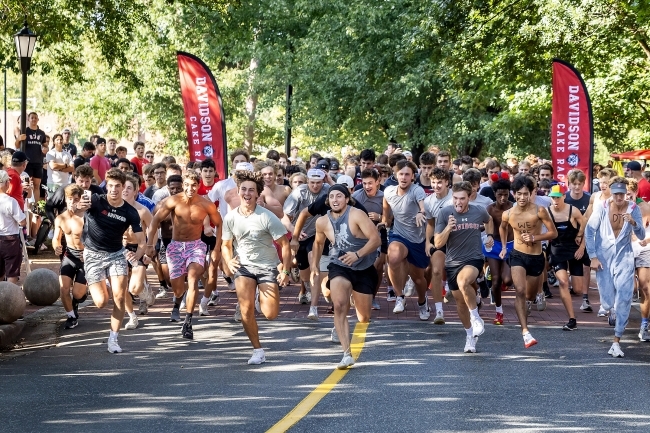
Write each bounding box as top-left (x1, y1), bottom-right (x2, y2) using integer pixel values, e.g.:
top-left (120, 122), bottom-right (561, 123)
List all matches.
top-left (145, 154), bottom-right (154, 158)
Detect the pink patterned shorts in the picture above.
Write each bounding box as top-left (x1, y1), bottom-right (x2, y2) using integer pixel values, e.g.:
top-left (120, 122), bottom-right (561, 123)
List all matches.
top-left (167, 239), bottom-right (207, 280)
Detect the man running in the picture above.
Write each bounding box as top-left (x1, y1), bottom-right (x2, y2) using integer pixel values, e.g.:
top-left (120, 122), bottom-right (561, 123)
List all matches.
top-left (435, 181), bottom-right (494, 353)
top-left (499, 175), bottom-right (557, 348)
top-left (152, 175), bottom-right (183, 299)
top-left (52, 184), bottom-right (87, 329)
top-left (312, 184), bottom-right (381, 368)
top-left (586, 178), bottom-right (645, 357)
top-left (221, 171), bottom-right (292, 365)
top-left (78, 168), bottom-right (145, 353)
top-left (146, 171), bottom-right (222, 340)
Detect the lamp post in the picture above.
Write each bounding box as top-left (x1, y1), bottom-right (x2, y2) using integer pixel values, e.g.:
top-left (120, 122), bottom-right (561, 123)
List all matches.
top-left (14, 20), bottom-right (37, 153)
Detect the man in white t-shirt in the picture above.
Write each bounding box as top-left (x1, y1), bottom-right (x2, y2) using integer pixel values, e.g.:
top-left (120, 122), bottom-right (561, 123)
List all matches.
top-left (46, 133), bottom-right (74, 193)
top-left (0, 170), bottom-right (27, 284)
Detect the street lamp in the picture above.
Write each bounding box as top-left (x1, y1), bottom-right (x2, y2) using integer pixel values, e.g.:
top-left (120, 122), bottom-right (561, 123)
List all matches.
top-left (14, 20), bottom-right (37, 153)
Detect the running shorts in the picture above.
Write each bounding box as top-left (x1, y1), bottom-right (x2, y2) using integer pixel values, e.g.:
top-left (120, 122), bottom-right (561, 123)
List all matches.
top-left (389, 232), bottom-right (428, 269)
top-left (83, 248), bottom-right (128, 286)
top-left (508, 249), bottom-right (545, 277)
top-left (60, 247), bottom-right (87, 285)
top-left (445, 259), bottom-right (484, 291)
top-left (326, 263), bottom-right (378, 295)
top-left (167, 239), bottom-right (207, 280)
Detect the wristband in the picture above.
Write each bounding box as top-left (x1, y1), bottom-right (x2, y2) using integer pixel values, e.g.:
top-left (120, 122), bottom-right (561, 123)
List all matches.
top-left (486, 234), bottom-right (493, 238)
top-left (354, 251), bottom-right (360, 259)
top-left (281, 270), bottom-right (290, 276)
top-left (146, 244), bottom-right (154, 247)
top-left (417, 211), bottom-right (424, 215)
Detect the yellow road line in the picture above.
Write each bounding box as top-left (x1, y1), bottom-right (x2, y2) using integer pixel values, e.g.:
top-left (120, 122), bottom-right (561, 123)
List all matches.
top-left (266, 322), bottom-right (369, 433)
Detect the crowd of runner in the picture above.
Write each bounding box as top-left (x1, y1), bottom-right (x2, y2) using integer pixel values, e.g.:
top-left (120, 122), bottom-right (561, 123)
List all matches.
top-left (1, 112), bottom-right (649, 367)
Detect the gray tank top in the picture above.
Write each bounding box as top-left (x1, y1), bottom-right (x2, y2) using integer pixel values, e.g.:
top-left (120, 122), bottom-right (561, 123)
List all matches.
top-left (327, 206), bottom-right (377, 270)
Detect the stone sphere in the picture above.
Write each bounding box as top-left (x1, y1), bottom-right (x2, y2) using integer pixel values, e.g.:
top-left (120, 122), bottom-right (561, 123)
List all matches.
top-left (0, 281), bottom-right (26, 324)
top-left (23, 268), bottom-right (60, 306)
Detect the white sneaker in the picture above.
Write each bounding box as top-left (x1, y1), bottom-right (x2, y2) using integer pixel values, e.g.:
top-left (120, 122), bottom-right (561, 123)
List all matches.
top-left (433, 310), bottom-right (445, 325)
top-left (179, 293), bottom-right (187, 311)
top-left (107, 338), bottom-right (122, 353)
top-left (248, 348), bottom-right (266, 365)
top-left (331, 327), bottom-right (340, 343)
top-left (307, 306), bottom-right (319, 321)
top-left (138, 299), bottom-right (148, 315)
top-left (608, 342), bottom-right (624, 358)
top-left (337, 351), bottom-right (355, 370)
top-left (536, 292), bottom-right (547, 311)
top-left (526, 301), bottom-right (532, 316)
top-left (404, 276), bottom-right (415, 297)
top-left (207, 291), bottom-right (219, 306)
top-left (470, 315), bottom-right (485, 337)
top-left (639, 325), bottom-right (650, 342)
top-left (227, 281), bottom-right (236, 291)
top-left (124, 315), bottom-right (139, 330)
top-left (305, 291), bottom-right (312, 303)
top-left (199, 300), bottom-right (210, 316)
top-left (234, 303), bottom-right (242, 322)
top-left (255, 288), bottom-right (261, 314)
top-left (443, 282), bottom-right (450, 303)
top-left (393, 297), bottom-right (406, 314)
top-left (418, 299), bottom-right (430, 321)
top-left (464, 335), bottom-right (478, 353)
top-left (298, 293), bottom-right (309, 304)
top-left (155, 287), bottom-right (167, 299)
top-left (598, 306), bottom-right (608, 317)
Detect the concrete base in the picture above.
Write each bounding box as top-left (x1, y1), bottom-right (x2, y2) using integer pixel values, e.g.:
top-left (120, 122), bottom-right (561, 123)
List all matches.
top-left (0, 321), bottom-right (26, 349)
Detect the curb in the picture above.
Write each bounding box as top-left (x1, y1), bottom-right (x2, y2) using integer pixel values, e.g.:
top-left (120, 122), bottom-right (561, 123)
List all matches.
top-left (0, 321), bottom-right (26, 348)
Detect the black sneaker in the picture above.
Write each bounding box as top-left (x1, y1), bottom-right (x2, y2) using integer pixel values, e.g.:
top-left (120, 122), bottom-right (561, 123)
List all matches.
top-left (170, 307), bottom-right (181, 322)
top-left (544, 287), bottom-right (553, 298)
top-left (563, 318), bottom-right (577, 331)
top-left (64, 316), bottom-right (78, 329)
top-left (72, 300), bottom-right (79, 319)
top-left (182, 322), bottom-right (193, 339)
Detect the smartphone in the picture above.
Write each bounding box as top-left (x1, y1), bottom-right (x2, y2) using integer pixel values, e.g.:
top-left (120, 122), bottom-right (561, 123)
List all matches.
top-left (83, 190), bottom-right (92, 200)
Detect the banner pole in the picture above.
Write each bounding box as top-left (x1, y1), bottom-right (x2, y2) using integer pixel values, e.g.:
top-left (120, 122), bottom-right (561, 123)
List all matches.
top-left (285, 84), bottom-right (292, 156)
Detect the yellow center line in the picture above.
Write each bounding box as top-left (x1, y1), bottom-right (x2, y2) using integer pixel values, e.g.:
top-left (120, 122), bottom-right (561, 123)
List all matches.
top-left (266, 322), bottom-right (369, 433)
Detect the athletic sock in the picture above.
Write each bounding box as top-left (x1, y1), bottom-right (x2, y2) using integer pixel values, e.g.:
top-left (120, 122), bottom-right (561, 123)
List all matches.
top-left (66, 310), bottom-right (75, 318)
top-left (495, 305), bottom-right (503, 313)
top-left (128, 312), bottom-right (137, 320)
top-left (173, 299), bottom-right (181, 310)
top-left (418, 300), bottom-right (426, 306)
top-left (465, 327), bottom-right (473, 337)
top-left (469, 308), bottom-right (480, 320)
top-left (201, 295), bottom-right (209, 303)
top-left (435, 302), bottom-right (443, 313)
top-left (224, 276), bottom-right (233, 284)
top-left (109, 331), bottom-right (118, 340)
top-left (583, 294), bottom-right (589, 300)
top-left (387, 285), bottom-right (394, 292)
top-left (543, 281), bottom-right (550, 291)
top-left (642, 318), bottom-right (649, 328)
top-left (185, 313), bottom-right (193, 324)
top-left (159, 280), bottom-right (168, 289)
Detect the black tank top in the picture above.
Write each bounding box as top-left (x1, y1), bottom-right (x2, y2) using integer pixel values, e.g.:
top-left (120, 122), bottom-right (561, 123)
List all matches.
top-left (548, 205), bottom-right (579, 260)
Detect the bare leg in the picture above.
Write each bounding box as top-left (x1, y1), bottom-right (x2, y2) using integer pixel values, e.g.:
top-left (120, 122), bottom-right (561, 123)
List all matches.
top-left (487, 258), bottom-right (503, 307)
top-left (236, 276), bottom-right (261, 348)
top-left (556, 269), bottom-right (576, 318)
top-left (185, 263), bottom-right (204, 315)
top-left (258, 282), bottom-right (280, 320)
top-left (330, 276), bottom-right (353, 353)
top-left (638, 268), bottom-right (650, 320)
top-left (60, 275), bottom-right (74, 313)
top-left (451, 290), bottom-right (470, 329)
top-left (109, 275), bottom-right (129, 333)
top-left (511, 266), bottom-right (529, 334)
top-left (457, 266), bottom-right (480, 311)
top-left (387, 242), bottom-right (409, 296)
top-left (430, 251), bottom-right (445, 304)
top-left (409, 264), bottom-right (428, 304)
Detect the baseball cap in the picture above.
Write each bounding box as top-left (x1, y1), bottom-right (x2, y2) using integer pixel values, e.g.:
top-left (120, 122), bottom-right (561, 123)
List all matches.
top-left (402, 151), bottom-right (412, 158)
top-left (627, 161), bottom-right (642, 171)
top-left (548, 185), bottom-right (564, 197)
top-left (316, 159), bottom-right (330, 170)
top-left (62, 128), bottom-right (71, 133)
top-left (235, 162), bottom-right (254, 172)
top-left (609, 182), bottom-right (627, 194)
top-left (336, 175), bottom-right (354, 189)
top-left (11, 151), bottom-right (29, 163)
top-left (330, 161), bottom-right (340, 170)
top-left (307, 169), bottom-right (326, 180)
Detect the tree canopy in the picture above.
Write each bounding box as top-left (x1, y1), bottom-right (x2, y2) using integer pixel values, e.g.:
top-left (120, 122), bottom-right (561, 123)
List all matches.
top-left (1, 0), bottom-right (649, 160)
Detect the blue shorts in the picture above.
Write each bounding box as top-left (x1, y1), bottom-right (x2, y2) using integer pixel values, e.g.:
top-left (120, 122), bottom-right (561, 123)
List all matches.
top-left (388, 232), bottom-right (429, 269)
top-left (483, 240), bottom-right (513, 260)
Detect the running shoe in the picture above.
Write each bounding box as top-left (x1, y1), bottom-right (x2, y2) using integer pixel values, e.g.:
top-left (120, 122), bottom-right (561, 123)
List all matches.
top-left (124, 315), bottom-right (139, 330)
top-left (138, 299), bottom-right (148, 315)
top-left (476, 293), bottom-right (482, 311)
top-left (464, 335), bottom-right (478, 353)
top-left (227, 281), bottom-right (236, 291)
top-left (547, 269), bottom-right (558, 286)
top-left (563, 318), bottom-right (577, 331)
top-left (386, 289), bottom-right (397, 302)
top-left (371, 298), bottom-right (381, 310)
top-left (199, 299), bottom-right (210, 316)
top-left (536, 292), bottom-right (547, 311)
top-left (393, 296), bottom-right (406, 314)
top-left (598, 306), bottom-right (608, 317)
top-left (337, 352), bottom-right (355, 370)
top-left (331, 327), bottom-right (339, 343)
top-left (179, 293), bottom-right (187, 311)
top-left (526, 301), bottom-right (532, 316)
top-left (633, 289), bottom-right (639, 303)
top-left (155, 287), bottom-right (167, 299)
top-left (544, 286), bottom-right (553, 298)
top-left (170, 307), bottom-right (181, 322)
top-left (404, 276), bottom-right (415, 297)
top-left (182, 322), bottom-right (193, 339)
top-left (433, 310), bottom-right (445, 325)
top-left (298, 293), bottom-right (309, 304)
top-left (608, 342), bottom-right (624, 358)
top-left (569, 287), bottom-right (577, 296)
top-left (64, 316), bottom-right (78, 329)
top-left (208, 291), bottom-right (219, 306)
top-left (418, 300), bottom-right (430, 321)
top-left (443, 283), bottom-right (450, 303)
top-left (608, 308), bottom-right (617, 327)
top-left (308, 306), bottom-right (319, 321)
top-left (144, 282), bottom-right (155, 306)
top-left (291, 267), bottom-right (300, 283)
top-left (198, 280), bottom-right (204, 289)
top-left (638, 325), bottom-right (650, 342)
top-left (248, 348), bottom-right (266, 365)
top-left (523, 332), bottom-right (537, 349)
top-left (580, 299), bottom-right (593, 313)
top-left (255, 288), bottom-right (261, 314)
top-left (471, 315), bottom-right (484, 337)
top-left (72, 298), bottom-right (80, 319)
top-left (107, 338), bottom-right (122, 353)
top-left (493, 312), bottom-right (504, 326)
top-left (234, 303), bottom-right (242, 322)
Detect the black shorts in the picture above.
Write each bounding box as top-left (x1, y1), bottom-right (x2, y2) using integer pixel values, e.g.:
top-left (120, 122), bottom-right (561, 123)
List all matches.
top-left (380, 227), bottom-right (388, 255)
top-left (234, 264), bottom-right (279, 285)
top-left (158, 238), bottom-right (172, 265)
top-left (326, 263), bottom-right (378, 295)
top-left (509, 249), bottom-right (545, 277)
top-left (201, 233), bottom-right (217, 251)
top-left (550, 251), bottom-right (589, 277)
top-left (445, 259), bottom-right (484, 291)
top-left (125, 243), bottom-right (148, 269)
top-left (296, 236), bottom-right (315, 271)
top-left (429, 236), bottom-right (447, 255)
top-left (24, 162), bottom-right (43, 180)
top-left (60, 247), bottom-right (87, 285)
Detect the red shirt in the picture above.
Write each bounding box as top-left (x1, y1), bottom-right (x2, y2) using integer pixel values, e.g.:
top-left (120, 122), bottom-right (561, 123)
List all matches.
top-left (198, 180), bottom-right (214, 196)
top-left (5, 168), bottom-right (24, 210)
top-left (130, 156), bottom-right (145, 176)
top-left (638, 177), bottom-right (650, 202)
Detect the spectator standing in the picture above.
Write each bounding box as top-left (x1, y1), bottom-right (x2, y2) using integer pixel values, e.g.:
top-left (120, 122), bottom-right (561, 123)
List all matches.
top-left (15, 112), bottom-right (46, 203)
top-left (625, 161), bottom-right (650, 202)
top-left (61, 128), bottom-right (77, 157)
top-left (106, 138), bottom-right (119, 166)
top-left (5, 151), bottom-right (28, 211)
top-left (0, 170), bottom-right (26, 284)
top-left (74, 142), bottom-right (95, 169)
top-left (130, 141), bottom-right (146, 175)
top-left (46, 133), bottom-right (74, 193)
top-left (90, 138), bottom-right (112, 184)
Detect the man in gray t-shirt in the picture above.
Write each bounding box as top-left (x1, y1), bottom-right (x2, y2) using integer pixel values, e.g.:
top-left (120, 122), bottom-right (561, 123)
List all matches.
top-left (434, 182), bottom-right (494, 354)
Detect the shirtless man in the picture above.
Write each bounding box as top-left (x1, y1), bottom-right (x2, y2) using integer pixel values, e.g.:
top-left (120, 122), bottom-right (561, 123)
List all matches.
top-left (122, 174), bottom-right (154, 330)
top-left (485, 176), bottom-right (513, 325)
top-left (257, 159), bottom-right (291, 205)
top-left (146, 171), bottom-right (222, 340)
top-left (499, 175), bottom-right (557, 348)
top-left (586, 177), bottom-right (645, 357)
top-left (627, 179), bottom-right (650, 341)
top-left (53, 184), bottom-right (87, 330)
top-left (153, 175), bottom-right (183, 299)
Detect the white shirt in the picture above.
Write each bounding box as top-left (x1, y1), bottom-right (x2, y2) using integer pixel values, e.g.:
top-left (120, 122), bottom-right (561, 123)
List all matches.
top-left (152, 186), bottom-right (170, 204)
top-left (209, 177), bottom-right (237, 216)
top-left (46, 148), bottom-right (73, 189)
top-left (0, 193), bottom-right (25, 235)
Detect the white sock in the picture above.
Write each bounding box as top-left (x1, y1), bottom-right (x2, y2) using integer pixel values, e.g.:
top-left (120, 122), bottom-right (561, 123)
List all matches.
top-left (109, 331), bottom-right (119, 340)
top-left (128, 312), bottom-right (137, 320)
top-left (435, 302), bottom-right (443, 313)
top-left (465, 327), bottom-right (473, 336)
top-left (387, 285), bottom-right (394, 291)
top-left (469, 308), bottom-right (480, 320)
top-left (495, 306), bottom-right (503, 313)
top-left (66, 310), bottom-right (75, 318)
top-left (202, 295), bottom-right (209, 303)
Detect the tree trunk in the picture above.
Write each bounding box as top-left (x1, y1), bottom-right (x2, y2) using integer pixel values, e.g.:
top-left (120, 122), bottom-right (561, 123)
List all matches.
top-left (244, 58), bottom-right (258, 153)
